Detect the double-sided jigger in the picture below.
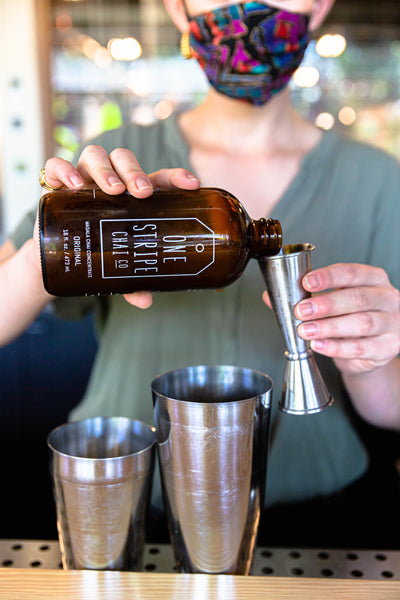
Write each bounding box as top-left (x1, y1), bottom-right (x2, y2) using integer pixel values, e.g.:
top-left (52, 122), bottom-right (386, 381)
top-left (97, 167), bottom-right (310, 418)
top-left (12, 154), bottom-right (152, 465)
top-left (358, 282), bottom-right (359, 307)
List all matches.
top-left (258, 243), bottom-right (334, 415)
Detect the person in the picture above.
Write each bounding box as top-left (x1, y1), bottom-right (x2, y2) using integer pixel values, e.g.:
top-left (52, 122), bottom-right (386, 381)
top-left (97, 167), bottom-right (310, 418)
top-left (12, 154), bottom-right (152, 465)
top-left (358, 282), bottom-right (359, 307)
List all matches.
top-left (1, 0), bottom-right (400, 547)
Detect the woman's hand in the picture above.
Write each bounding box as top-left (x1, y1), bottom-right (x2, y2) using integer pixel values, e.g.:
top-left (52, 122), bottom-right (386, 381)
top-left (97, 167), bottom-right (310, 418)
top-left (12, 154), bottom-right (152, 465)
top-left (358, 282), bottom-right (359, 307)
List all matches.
top-left (41, 147), bottom-right (200, 308)
top-left (294, 263), bottom-right (400, 376)
top-left (263, 262), bottom-right (400, 427)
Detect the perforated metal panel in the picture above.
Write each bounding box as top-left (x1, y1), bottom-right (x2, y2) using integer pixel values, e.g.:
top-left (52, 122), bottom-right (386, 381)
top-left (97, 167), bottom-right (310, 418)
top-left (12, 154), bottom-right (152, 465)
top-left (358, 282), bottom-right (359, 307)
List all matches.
top-left (1, 540), bottom-right (400, 580)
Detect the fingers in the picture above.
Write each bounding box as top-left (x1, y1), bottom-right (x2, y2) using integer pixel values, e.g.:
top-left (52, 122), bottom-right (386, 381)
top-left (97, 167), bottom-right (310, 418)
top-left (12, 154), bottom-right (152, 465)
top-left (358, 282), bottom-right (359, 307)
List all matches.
top-left (110, 151), bottom-right (200, 195)
top-left (295, 263), bottom-right (400, 373)
top-left (77, 145), bottom-right (126, 194)
top-left (122, 291), bottom-right (153, 309)
top-left (296, 285), bottom-right (395, 321)
top-left (46, 146), bottom-right (201, 199)
top-left (308, 332), bottom-right (398, 363)
top-left (109, 148), bottom-right (152, 196)
top-left (302, 263), bottom-right (389, 293)
top-left (150, 168), bottom-right (200, 190)
top-left (77, 145), bottom-right (154, 196)
top-left (44, 157), bottom-right (84, 190)
top-left (298, 310), bottom-right (391, 341)
top-left (296, 264), bottom-right (398, 322)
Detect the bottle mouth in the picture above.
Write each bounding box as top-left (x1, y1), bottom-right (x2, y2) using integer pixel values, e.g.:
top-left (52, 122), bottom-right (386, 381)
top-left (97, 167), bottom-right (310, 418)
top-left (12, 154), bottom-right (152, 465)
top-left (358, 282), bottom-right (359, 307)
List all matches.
top-left (265, 218), bottom-right (282, 254)
top-left (248, 218), bottom-right (282, 258)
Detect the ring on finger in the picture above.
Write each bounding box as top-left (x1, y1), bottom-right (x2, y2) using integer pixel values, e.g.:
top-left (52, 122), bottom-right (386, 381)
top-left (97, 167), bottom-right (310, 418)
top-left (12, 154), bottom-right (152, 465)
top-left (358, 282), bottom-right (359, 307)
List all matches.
top-left (39, 168), bottom-right (62, 191)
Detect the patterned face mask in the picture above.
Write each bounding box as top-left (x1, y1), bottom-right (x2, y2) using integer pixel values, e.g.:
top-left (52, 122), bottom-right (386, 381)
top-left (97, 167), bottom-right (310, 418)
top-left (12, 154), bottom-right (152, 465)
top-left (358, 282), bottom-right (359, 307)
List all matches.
top-left (188, 2), bottom-right (310, 106)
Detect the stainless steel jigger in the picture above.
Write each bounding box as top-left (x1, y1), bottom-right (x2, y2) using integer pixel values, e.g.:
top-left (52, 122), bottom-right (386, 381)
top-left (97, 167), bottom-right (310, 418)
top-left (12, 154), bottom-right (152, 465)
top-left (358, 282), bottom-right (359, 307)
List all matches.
top-left (258, 243), bottom-right (333, 415)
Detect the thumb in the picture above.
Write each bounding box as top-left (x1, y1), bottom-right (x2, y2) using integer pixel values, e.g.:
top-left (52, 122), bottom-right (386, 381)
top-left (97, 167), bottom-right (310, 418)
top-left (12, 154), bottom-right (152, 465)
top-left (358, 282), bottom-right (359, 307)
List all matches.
top-left (262, 290), bottom-right (272, 309)
top-left (123, 291), bottom-right (153, 309)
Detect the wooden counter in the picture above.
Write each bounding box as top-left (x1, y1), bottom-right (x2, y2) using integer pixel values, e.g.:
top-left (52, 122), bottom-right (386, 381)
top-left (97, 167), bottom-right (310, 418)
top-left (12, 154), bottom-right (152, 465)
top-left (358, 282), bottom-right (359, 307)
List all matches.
top-left (1, 569), bottom-right (400, 600)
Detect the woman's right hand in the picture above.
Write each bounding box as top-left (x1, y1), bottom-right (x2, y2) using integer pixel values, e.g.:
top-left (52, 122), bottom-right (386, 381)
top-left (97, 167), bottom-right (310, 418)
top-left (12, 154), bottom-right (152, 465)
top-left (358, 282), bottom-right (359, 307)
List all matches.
top-left (41, 146), bottom-right (201, 308)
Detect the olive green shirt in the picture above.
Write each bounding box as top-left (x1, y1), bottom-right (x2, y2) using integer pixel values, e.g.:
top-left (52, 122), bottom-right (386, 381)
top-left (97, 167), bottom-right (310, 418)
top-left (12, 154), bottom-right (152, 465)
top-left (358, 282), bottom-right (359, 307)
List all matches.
top-left (13, 115), bottom-right (400, 509)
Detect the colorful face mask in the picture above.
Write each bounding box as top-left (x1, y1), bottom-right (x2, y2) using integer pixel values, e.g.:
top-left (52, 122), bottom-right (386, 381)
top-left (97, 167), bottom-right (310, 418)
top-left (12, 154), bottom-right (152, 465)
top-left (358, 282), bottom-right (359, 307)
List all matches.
top-left (188, 2), bottom-right (310, 105)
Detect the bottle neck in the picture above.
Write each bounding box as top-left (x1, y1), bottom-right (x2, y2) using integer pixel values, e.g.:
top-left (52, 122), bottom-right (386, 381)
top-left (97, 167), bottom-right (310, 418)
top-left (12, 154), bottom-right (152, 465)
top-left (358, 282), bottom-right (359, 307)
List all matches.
top-left (247, 218), bottom-right (282, 258)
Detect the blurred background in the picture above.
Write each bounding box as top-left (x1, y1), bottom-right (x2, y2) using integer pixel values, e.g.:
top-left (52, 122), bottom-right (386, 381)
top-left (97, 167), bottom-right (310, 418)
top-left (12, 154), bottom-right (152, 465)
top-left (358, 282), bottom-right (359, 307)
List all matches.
top-left (1, 0), bottom-right (400, 541)
top-left (1, 0), bottom-right (400, 239)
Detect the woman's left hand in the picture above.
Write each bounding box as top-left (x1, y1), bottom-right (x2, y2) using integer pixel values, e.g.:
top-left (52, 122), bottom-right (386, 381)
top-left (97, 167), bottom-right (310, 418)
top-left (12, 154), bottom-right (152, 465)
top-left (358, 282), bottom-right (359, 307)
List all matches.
top-left (293, 263), bottom-right (400, 375)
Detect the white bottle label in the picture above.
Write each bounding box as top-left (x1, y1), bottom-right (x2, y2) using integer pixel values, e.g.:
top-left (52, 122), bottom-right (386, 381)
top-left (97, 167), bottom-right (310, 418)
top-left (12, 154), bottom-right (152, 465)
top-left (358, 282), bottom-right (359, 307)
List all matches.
top-left (99, 218), bottom-right (215, 279)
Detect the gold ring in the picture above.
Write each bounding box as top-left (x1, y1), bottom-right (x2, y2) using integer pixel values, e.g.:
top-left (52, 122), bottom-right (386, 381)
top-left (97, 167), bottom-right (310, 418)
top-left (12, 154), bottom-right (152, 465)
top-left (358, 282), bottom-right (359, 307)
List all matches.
top-left (39, 168), bottom-right (61, 191)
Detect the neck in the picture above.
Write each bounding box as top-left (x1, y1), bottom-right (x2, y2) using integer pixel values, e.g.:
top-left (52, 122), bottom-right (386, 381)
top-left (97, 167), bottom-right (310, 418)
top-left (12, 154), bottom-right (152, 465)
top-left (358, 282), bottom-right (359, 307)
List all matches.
top-left (180, 87), bottom-right (315, 156)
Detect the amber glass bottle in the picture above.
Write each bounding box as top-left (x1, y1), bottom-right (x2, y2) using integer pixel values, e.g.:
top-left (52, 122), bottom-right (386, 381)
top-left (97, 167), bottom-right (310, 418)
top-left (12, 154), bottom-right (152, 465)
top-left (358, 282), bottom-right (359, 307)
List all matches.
top-left (39, 187), bottom-right (282, 296)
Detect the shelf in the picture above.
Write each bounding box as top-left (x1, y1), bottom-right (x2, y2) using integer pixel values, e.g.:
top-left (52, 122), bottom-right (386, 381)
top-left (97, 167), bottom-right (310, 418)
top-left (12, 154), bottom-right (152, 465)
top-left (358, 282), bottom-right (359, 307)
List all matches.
top-left (1, 540), bottom-right (399, 580)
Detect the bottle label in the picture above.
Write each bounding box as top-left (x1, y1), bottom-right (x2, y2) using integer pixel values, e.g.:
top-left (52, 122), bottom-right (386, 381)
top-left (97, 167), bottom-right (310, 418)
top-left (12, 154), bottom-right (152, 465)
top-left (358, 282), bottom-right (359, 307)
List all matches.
top-left (100, 218), bottom-right (216, 279)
